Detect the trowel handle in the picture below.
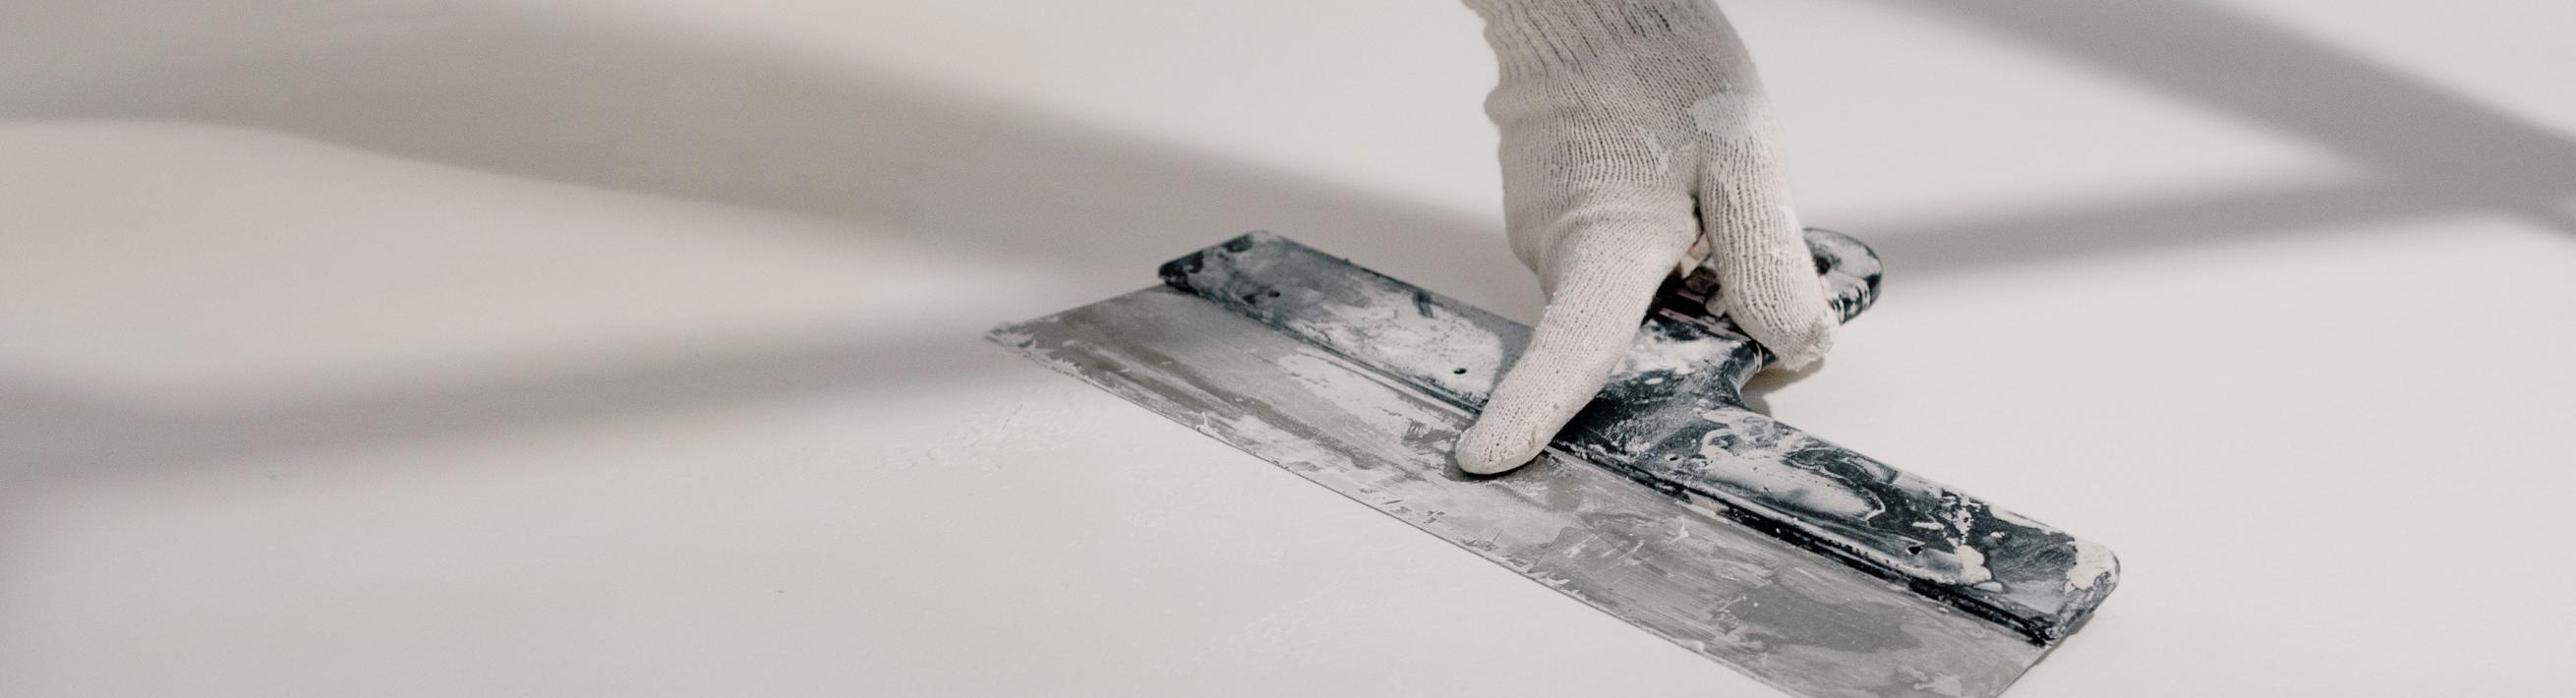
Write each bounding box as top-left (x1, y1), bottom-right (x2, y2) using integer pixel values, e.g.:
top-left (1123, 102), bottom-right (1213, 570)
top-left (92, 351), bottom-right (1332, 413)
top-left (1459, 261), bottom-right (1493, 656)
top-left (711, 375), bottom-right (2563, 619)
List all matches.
top-left (1806, 229), bottom-right (1885, 324)
top-left (1156, 230), bottom-right (2115, 646)
top-left (1631, 228), bottom-right (1884, 391)
top-left (1664, 228), bottom-right (1884, 329)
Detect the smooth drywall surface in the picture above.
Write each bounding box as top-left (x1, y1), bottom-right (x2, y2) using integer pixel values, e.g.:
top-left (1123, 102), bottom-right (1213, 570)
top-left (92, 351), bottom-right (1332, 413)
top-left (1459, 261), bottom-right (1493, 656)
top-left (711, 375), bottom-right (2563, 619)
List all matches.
top-left (3, 1), bottom-right (2571, 696)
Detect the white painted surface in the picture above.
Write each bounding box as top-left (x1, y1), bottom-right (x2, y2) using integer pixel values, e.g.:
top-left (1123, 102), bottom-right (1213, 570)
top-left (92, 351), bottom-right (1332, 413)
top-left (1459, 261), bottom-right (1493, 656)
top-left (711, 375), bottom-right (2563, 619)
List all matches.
top-left (3, 1), bottom-right (2571, 696)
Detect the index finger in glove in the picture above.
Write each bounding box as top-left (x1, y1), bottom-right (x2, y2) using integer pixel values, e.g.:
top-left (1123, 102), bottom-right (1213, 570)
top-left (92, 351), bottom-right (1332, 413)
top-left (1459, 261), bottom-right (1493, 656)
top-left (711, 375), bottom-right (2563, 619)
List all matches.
top-left (1454, 201), bottom-right (1695, 475)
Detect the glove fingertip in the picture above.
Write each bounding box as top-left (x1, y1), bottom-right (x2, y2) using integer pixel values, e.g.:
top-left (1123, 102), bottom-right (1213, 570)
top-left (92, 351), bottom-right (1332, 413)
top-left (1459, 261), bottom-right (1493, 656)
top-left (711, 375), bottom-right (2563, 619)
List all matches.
top-left (1453, 414), bottom-right (1547, 475)
top-left (1771, 316), bottom-right (1835, 370)
top-left (1714, 282), bottom-right (1839, 372)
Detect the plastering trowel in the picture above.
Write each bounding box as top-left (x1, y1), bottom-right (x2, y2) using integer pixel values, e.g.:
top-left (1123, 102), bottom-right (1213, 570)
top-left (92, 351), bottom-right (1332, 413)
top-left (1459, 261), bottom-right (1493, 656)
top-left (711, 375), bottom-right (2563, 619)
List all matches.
top-left (989, 230), bottom-right (2118, 698)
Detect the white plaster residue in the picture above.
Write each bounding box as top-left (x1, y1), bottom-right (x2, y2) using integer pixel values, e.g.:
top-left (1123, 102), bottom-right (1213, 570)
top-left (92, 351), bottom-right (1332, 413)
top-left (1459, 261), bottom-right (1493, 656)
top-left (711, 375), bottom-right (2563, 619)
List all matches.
top-left (1297, 280), bottom-right (1506, 392)
top-left (1691, 409), bottom-right (1879, 519)
top-left (2066, 540), bottom-right (2119, 592)
top-left (1274, 349), bottom-right (1450, 426)
top-left (1942, 499), bottom-right (1979, 535)
top-left (1615, 329), bottom-right (1714, 378)
top-left (1901, 667), bottom-right (1968, 698)
top-left (991, 332), bottom-right (1107, 391)
top-left (1912, 671), bottom-right (1965, 698)
top-left (1935, 500), bottom-right (1996, 585)
top-left (1986, 505), bottom-right (2066, 536)
top-left (1951, 545), bottom-right (1993, 586)
top-left (987, 326), bottom-right (1034, 348)
top-left (1218, 413), bottom-right (1355, 474)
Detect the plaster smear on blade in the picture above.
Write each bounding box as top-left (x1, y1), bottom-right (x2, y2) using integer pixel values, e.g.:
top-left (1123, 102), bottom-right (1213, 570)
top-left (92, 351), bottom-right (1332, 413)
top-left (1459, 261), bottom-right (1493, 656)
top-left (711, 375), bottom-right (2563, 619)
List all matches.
top-left (2065, 540), bottom-right (2119, 592)
top-left (1215, 413), bottom-right (1357, 475)
top-left (1942, 501), bottom-right (1997, 585)
top-left (1691, 409), bottom-right (1879, 519)
top-left (990, 324), bottom-right (1083, 376)
top-left (1274, 349), bottom-right (1457, 427)
top-left (1296, 279), bottom-right (1507, 393)
top-left (1952, 546), bottom-right (1993, 586)
top-left (1985, 504), bottom-right (2069, 537)
top-left (1613, 327), bottom-right (1718, 378)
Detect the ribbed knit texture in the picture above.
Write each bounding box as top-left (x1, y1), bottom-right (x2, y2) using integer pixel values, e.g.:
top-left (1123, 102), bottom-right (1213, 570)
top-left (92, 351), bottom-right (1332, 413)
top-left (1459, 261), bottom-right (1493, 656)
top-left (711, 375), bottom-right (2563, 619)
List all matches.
top-left (1455, 0), bottom-right (1837, 474)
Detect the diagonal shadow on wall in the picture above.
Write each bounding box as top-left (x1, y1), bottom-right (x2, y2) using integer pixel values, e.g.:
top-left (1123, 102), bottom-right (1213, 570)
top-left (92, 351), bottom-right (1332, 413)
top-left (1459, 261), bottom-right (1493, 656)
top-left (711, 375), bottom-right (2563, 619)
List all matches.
top-left (1, 3), bottom-right (1524, 309)
top-left (1860, 0), bottom-right (2576, 271)
top-left (5, 0), bottom-right (2571, 481)
top-left (2, 1), bottom-right (1531, 482)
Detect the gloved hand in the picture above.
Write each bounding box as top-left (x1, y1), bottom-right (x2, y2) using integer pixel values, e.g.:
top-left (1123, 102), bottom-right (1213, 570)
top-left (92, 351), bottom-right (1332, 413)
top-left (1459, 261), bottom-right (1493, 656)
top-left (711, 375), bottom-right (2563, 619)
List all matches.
top-left (1455, 0), bottom-right (1836, 475)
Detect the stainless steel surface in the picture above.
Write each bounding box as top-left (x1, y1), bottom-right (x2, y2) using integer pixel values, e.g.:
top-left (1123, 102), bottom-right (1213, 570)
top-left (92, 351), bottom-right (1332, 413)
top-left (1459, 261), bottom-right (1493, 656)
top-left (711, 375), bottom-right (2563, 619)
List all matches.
top-left (994, 286), bottom-right (2050, 698)
top-left (1155, 232), bottom-right (2117, 643)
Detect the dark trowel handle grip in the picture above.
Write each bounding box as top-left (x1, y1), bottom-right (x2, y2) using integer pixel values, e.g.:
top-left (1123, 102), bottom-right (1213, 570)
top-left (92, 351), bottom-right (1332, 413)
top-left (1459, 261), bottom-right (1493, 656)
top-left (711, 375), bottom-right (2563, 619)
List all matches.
top-left (1810, 229), bottom-right (1887, 324)
top-left (1158, 229), bottom-right (1882, 408)
top-left (1571, 231), bottom-right (2115, 643)
top-left (1622, 229), bottom-right (1888, 396)
top-left (1683, 228), bottom-right (1886, 327)
top-left (1647, 229), bottom-right (1885, 382)
top-left (1557, 388), bottom-right (2118, 644)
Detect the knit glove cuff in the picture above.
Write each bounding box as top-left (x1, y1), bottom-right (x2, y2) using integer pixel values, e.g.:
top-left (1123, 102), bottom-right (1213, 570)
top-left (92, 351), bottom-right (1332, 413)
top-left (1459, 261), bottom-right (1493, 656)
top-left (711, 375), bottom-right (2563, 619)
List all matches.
top-left (1465, 0), bottom-right (1733, 78)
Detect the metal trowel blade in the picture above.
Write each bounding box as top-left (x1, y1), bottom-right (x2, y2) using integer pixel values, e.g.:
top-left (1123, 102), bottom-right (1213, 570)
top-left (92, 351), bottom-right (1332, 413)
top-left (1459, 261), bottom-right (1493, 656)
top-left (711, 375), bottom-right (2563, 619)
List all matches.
top-left (988, 233), bottom-right (2103, 698)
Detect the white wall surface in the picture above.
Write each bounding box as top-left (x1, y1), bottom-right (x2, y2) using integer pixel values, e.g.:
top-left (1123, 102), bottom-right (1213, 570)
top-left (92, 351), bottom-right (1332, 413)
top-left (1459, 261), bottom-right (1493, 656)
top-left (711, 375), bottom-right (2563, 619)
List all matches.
top-left (3, 1), bottom-right (2571, 696)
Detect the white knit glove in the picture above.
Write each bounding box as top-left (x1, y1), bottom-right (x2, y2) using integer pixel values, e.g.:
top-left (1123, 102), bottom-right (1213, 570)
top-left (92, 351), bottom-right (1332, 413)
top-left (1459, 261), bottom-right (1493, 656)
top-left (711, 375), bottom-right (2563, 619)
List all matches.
top-left (1455, 0), bottom-right (1836, 475)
